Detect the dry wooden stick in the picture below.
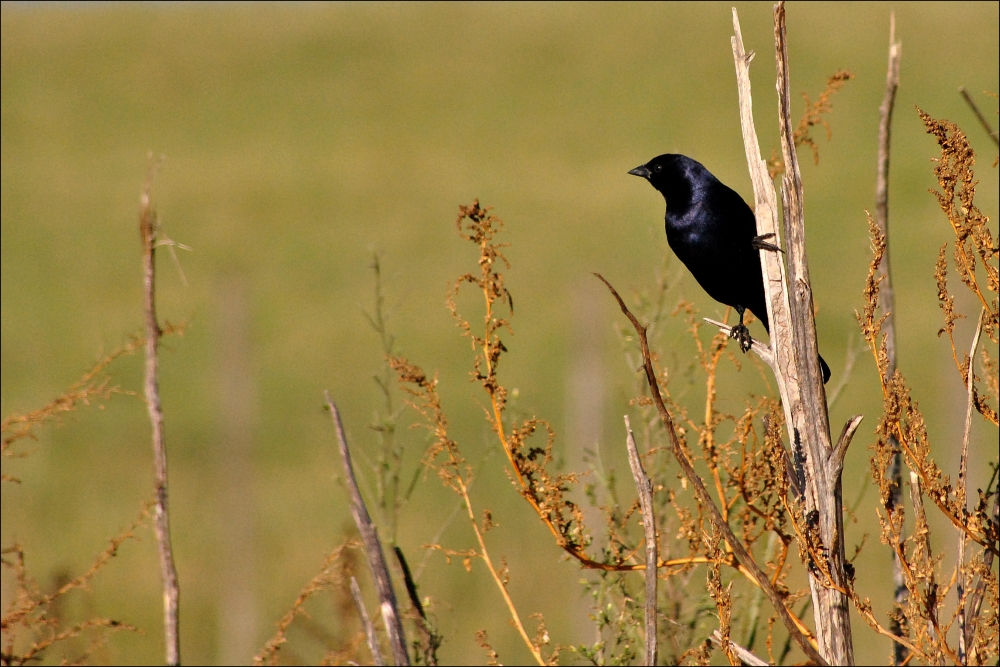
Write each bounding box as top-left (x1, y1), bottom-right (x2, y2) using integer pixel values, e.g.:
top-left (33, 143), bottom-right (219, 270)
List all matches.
top-left (139, 160), bottom-right (181, 666)
top-left (595, 273), bottom-right (826, 666)
top-left (874, 15), bottom-right (908, 666)
top-left (624, 416), bottom-right (657, 666)
top-left (957, 308), bottom-right (985, 664)
top-left (326, 394), bottom-right (410, 666)
top-left (774, 7), bottom-right (831, 439)
top-left (730, 8), bottom-right (797, 441)
top-left (351, 576), bottom-right (386, 666)
top-left (710, 629), bottom-right (768, 666)
top-left (775, 6), bottom-right (854, 662)
top-left (730, 5), bottom-right (854, 662)
top-left (876, 14), bottom-right (901, 381)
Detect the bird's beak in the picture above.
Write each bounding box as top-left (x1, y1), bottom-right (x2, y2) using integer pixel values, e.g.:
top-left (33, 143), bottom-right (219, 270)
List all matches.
top-left (628, 165), bottom-right (651, 179)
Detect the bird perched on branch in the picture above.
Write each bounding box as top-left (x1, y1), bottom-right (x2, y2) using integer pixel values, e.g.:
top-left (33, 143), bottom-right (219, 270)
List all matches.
top-left (629, 153), bottom-right (831, 383)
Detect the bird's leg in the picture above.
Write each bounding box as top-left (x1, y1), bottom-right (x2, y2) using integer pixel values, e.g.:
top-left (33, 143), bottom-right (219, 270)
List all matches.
top-left (730, 306), bottom-right (753, 353)
top-left (751, 233), bottom-right (784, 253)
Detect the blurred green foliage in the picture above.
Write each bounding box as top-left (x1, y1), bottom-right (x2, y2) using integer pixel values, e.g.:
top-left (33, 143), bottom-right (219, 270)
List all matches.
top-left (1, 2), bottom-right (997, 664)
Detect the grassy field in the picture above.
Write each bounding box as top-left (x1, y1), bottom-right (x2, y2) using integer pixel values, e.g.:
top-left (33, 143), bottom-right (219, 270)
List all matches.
top-left (2, 2), bottom-right (998, 664)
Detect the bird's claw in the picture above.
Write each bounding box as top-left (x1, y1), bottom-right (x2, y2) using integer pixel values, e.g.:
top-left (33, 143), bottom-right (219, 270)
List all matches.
top-left (752, 233), bottom-right (784, 253)
top-left (730, 323), bottom-right (753, 353)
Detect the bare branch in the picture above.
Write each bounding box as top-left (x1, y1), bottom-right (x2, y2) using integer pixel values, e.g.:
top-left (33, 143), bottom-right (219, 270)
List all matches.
top-left (139, 156), bottom-right (180, 666)
top-left (624, 415), bottom-right (657, 666)
top-left (876, 14), bottom-right (902, 380)
top-left (702, 317), bottom-right (775, 369)
top-left (326, 394), bottom-right (410, 666)
top-left (710, 629), bottom-right (768, 666)
top-left (351, 576), bottom-right (386, 666)
top-left (874, 20), bottom-right (908, 664)
top-left (957, 307), bottom-right (985, 663)
top-left (773, 6), bottom-right (853, 660)
top-left (730, 5), bottom-right (855, 661)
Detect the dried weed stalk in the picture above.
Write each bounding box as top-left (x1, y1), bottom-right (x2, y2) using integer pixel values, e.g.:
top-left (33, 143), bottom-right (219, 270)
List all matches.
top-left (253, 539), bottom-right (364, 666)
top-left (389, 350), bottom-right (548, 665)
top-left (860, 213), bottom-right (997, 556)
top-left (444, 201), bottom-right (595, 567)
top-left (856, 146), bottom-right (999, 663)
top-left (795, 70), bottom-right (855, 165)
top-left (921, 109), bottom-right (999, 425)
top-left (1, 325), bottom-right (183, 479)
top-left (363, 253), bottom-right (422, 546)
top-left (768, 69), bottom-right (855, 179)
top-left (2, 325), bottom-right (184, 665)
top-left (1, 503), bottom-right (150, 665)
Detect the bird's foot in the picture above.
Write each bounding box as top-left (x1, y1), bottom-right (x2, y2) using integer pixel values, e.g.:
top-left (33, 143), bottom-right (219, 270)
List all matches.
top-left (752, 233), bottom-right (784, 253)
top-left (730, 323), bottom-right (753, 353)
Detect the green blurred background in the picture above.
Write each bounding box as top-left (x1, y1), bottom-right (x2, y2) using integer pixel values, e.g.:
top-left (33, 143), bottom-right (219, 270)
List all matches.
top-left (2, 2), bottom-right (997, 664)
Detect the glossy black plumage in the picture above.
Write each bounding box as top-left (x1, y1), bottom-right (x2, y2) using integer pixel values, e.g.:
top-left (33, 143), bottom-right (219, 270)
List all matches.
top-left (630, 153), bottom-right (830, 383)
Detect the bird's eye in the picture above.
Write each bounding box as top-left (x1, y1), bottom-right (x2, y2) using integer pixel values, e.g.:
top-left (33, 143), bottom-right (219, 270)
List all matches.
top-left (653, 164), bottom-right (662, 173)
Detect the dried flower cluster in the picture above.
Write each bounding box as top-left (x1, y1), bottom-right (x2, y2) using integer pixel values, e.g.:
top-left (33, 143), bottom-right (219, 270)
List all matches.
top-left (768, 69), bottom-right (855, 179)
top-left (850, 108), bottom-right (999, 666)
top-left (1, 501), bottom-right (148, 666)
top-left (254, 540), bottom-right (365, 666)
top-left (383, 200), bottom-right (844, 664)
top-left (1, 329), bottom-right (184, 665)
top-left (921, 109), bottom-right (999, 425)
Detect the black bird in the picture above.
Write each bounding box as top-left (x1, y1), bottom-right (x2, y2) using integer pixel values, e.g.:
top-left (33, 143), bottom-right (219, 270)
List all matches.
top-left (629, 153), bottom-right (831, 383)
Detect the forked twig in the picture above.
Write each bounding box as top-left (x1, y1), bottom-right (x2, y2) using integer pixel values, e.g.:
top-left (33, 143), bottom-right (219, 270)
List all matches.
top-left (710, 629), bottom-right (768, 666)
top-left (831, 415), bottom-right (864, 480)
top-left (701, 318), bottom-right (774, 369)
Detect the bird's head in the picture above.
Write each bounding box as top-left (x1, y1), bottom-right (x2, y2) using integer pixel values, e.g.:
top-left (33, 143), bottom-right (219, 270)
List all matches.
top-left (629, 154), bottom-right (707, 212)
top-left (627, 153), bottom-right (691, 191)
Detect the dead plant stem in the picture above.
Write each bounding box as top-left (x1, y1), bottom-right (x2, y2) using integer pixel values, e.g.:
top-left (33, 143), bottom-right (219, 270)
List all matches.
top-left (327, 396), bottom-right (409, 666)
top-left (351, 576), bottom-right (385, 666)
top-left (874, 36), bottom-right (906, 660)
top-left (624, 416), bottom-right (658, 666)
top-left (449, 430), bottom-right (545, 665)
top-left (139, 163), bottom-right (181, 667)
top-left (956, 308), bottom-right (985, 663)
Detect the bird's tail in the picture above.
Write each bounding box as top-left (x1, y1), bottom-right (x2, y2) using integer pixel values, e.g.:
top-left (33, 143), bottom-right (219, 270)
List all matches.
top-left (819, 355), bottom-right (831, 384)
